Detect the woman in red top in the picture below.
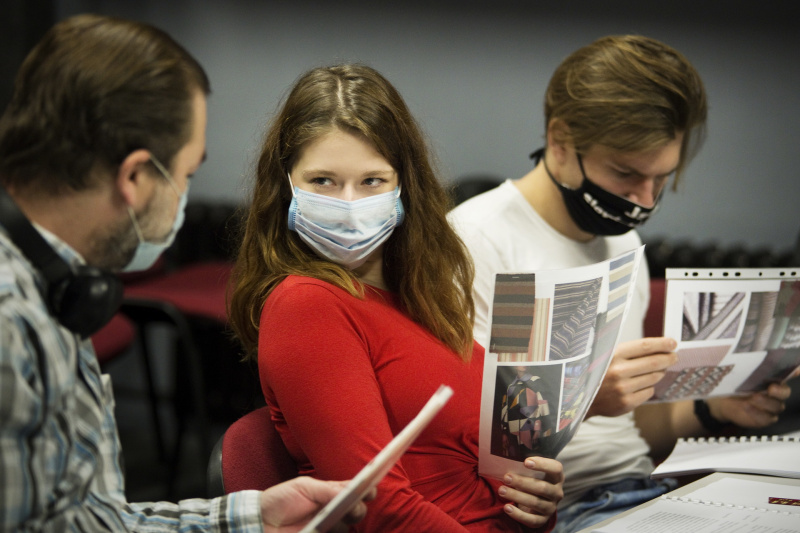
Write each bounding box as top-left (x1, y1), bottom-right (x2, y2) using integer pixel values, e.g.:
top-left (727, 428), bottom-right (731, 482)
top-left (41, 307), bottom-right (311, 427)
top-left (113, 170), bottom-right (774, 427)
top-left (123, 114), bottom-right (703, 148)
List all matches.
top-left (229, 64), bottom-right (564, 532)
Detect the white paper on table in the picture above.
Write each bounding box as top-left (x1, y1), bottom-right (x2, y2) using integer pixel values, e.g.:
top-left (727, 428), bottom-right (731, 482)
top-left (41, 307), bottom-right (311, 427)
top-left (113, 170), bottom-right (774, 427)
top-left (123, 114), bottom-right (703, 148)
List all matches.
top-left (591, 476), bottom-right (800, 533)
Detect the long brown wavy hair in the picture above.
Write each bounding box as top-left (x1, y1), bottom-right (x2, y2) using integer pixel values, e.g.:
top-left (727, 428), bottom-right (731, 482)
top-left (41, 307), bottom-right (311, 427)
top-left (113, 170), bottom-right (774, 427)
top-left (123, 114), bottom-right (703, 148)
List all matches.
top-left (229, 64), bottom-right (475, 361)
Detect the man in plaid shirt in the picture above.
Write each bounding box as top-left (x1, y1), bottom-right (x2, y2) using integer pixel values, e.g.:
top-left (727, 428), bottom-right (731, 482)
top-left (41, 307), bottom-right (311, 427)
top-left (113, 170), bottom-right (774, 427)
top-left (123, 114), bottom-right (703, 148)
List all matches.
top-left (0, 13), bottom-right (369, 532)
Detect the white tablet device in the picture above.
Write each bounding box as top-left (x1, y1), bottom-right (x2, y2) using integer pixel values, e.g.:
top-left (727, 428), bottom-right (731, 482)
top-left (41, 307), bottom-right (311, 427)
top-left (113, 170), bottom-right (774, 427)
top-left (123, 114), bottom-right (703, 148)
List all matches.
top-left (299, 384), bottom-right (454, 533)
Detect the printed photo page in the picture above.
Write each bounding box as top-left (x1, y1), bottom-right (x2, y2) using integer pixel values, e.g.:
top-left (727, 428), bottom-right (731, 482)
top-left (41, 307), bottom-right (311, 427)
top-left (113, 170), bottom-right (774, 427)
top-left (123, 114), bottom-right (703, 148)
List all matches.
top-left (479, 247), bottom-right (644, 481)
top-left (647, 267), bottom-right (800, 403)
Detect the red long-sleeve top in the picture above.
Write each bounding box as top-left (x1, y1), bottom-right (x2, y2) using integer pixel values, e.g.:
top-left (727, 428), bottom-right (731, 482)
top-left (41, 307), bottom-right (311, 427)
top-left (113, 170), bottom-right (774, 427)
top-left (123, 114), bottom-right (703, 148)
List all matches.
top-left (259, 275), bottom-right (554, 532)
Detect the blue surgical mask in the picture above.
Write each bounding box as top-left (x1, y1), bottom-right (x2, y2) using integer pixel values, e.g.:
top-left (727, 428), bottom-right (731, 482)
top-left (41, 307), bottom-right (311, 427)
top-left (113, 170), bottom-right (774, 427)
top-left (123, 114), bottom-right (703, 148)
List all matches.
top-left (287, 174), bottom-right (404, 269)
top-left (124, 157), bottom-right (189, 272)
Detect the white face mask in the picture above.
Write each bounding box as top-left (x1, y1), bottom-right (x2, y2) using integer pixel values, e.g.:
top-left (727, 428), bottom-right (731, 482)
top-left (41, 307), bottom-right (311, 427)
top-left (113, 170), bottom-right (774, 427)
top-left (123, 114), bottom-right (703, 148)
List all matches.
top-left (287, 174), bottom-right (404, 269)
top-left (124, 156), bottom-right (189, 272)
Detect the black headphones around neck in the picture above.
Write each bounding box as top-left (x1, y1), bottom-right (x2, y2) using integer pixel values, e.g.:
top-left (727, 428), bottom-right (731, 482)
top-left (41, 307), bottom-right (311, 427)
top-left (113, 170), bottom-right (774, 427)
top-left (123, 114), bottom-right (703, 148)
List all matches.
top-left (0, 184), bottom-right (123, 338)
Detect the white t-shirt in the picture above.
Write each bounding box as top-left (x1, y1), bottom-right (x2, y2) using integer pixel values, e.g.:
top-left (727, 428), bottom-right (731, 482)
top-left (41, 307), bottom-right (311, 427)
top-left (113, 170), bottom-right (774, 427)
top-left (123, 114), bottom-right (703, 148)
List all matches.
top-left (449, 180), bottom-right (654, 508)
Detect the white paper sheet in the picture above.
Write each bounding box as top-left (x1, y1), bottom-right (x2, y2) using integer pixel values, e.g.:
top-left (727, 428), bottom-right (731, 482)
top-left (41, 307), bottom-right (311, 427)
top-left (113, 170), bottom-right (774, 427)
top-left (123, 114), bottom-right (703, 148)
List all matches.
top-left (648, 268), bottom-right (800, 402)
top-left (479, 247), bottom-right (643, 480)
top-left (592, 476), bottom-right (800, 533)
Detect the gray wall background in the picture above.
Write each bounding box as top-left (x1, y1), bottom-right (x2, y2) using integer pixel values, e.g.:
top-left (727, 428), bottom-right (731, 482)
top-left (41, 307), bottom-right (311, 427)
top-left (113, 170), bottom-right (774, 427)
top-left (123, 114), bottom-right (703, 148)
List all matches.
top-left (45, 1), bottom-right (800, 252)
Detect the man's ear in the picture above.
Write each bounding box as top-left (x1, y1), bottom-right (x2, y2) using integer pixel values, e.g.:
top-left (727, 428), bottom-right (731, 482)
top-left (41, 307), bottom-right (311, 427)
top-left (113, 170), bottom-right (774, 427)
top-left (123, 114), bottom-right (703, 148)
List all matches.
top-left (546, 118), bottom-right (572, 166)
top-left (116, 149), bottom-right (154, 209)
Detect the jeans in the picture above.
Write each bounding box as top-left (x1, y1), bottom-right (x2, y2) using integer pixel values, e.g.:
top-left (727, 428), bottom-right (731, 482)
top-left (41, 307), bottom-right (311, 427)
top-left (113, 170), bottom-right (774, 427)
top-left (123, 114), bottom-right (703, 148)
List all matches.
top-left (552, 477), bottom-right (678, 533)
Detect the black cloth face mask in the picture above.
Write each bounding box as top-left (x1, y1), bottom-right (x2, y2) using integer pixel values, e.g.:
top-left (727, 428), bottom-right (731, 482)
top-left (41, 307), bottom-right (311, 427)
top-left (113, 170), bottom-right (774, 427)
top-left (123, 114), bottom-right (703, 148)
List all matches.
top-left (530, 148), bottom-right (660, 236)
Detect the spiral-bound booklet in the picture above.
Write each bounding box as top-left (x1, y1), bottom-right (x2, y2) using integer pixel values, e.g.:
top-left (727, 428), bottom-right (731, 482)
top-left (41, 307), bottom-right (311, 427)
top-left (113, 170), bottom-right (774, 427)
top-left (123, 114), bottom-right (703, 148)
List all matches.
top-left (591, 474), bottom-right (800, 533)
top-left (651, 433), bottom-right (800, 479)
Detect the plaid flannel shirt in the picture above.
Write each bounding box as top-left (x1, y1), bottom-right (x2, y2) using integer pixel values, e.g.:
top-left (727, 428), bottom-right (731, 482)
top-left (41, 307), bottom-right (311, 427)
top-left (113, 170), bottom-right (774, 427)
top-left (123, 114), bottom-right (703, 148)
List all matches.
top-left (0, 226), bottom-right (262, 532)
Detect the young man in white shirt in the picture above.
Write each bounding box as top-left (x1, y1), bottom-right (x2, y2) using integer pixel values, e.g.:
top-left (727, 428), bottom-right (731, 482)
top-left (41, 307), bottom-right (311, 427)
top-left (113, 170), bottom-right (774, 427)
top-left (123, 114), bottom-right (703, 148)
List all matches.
top-left (450, 34), bottom-right (792, 533)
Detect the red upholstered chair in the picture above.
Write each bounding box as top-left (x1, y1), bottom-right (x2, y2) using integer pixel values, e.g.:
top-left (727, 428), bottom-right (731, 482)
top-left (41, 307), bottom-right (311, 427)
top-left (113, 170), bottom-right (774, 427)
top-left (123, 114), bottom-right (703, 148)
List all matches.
top-left (206, 406), bottom-right (299, 496)
top-left (91, 313), bottom-right (136, 366)
top-left (123, 261), bottom-right (233, 323)
top-left (644, 277), bottom-right (667, 338)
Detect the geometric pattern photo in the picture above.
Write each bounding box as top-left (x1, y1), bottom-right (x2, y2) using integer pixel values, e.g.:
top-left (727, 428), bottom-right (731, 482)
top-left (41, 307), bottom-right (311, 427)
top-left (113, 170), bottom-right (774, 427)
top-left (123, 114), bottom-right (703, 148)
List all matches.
top-left (587, 311), bottom-right (623, 374)
top-left (490, 364), bottom-right (562, 461)
top-left (578, 310), bottom-right (621, 405)
top-left (779, 318), bottom-right (800, 349)
top-left (479, 248), bottom-right (647, 482)
top-left (607, 250), bottom-right (638, 323)
top-left (651, 344), bottom-right (732, 401)
top-left (768, 280), bottom-right (800, 350)
top-left (735, 291), bottom-right (779, 353)
top-left (735, 348), bottom-right (800, 393)
top-left (654, 365), bottom-right (734, 401)
top-left (682, 291), bottom-right (745, 341)
top-left (526, 298), bottom-right (551, 361)
top-left (659, 274), bottom-right (800, 402)
top-left (549, 277), bottom-right (601, 360)
top-left (668, 344), bottom-right (732, 372)
top-left (559, 359), bottom-right (590, 431)
top-left (489, 273), bottom-right (537, 358)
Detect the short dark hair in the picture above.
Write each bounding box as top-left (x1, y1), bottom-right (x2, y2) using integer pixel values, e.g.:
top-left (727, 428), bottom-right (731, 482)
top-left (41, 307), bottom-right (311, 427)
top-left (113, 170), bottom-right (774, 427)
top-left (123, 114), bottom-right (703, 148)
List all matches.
top-left (0, 14), bottom-right (210, 194)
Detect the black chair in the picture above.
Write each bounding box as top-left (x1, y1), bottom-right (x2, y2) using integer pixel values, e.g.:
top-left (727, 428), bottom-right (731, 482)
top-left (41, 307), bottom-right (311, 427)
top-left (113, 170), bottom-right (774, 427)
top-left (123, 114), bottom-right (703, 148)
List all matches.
top-left (118, 202), bottom-right (259, 498)
top-left (449, 175), bottom-right (504, 206)
top-left (118, 298), bottom-right (212, 499)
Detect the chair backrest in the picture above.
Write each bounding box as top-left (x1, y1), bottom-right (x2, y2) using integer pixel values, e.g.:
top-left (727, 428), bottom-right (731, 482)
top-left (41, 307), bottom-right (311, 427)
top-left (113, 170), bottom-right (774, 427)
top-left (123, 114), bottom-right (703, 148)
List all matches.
top-left (208, 406), bottom-right (299, 496)
top-left (644, 278), bottom-right (667, 338)
top-left (91, 313), bottom-right (135, 365)
top-left (450, 175), bottom-right (504, 206)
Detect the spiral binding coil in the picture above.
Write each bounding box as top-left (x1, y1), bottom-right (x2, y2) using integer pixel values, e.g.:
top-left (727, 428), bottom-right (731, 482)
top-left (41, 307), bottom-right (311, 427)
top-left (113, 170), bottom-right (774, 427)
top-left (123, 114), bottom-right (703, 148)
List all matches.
top-left (681, 435), bottom-right (798, 444)
top-left (662, 494), bottom-right (798, 515)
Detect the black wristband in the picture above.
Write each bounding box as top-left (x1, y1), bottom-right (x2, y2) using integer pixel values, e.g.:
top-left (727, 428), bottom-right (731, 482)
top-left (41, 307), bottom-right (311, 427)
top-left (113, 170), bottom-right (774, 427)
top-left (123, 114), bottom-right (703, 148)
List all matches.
top-left (693, 399), bottom-right (728, 433)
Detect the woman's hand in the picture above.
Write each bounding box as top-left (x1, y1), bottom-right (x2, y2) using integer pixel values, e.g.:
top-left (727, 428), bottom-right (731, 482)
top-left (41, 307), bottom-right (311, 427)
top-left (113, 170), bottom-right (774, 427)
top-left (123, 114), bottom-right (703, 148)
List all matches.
top-left (498, 457), bottom-right (564, 530)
